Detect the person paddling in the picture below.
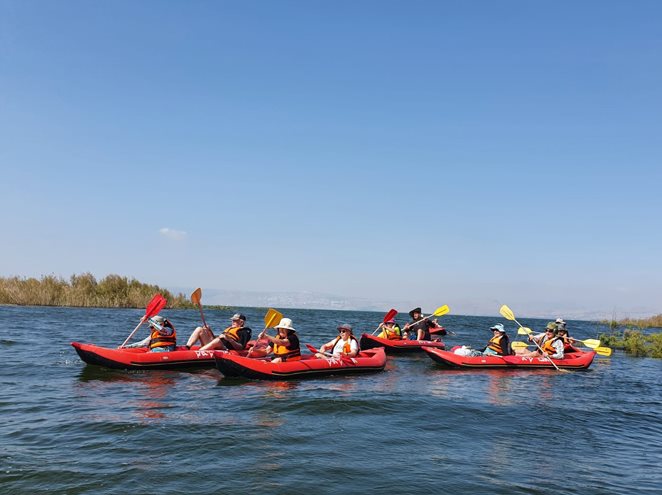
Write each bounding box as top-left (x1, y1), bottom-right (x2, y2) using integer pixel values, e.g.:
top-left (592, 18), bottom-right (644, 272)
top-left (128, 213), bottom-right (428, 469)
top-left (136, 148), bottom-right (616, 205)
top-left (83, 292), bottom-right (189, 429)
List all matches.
top-left (198, 313), bottom-right (252, 351)
top-left (403, 307), bottom-right (439, 340)
top-left (515, 322), bottom-right (564, 359)
top-left (376, 318), bottom-right (402, 340)
top-left (316, 323), bottom-right (360, 358)
top-left (262, 318), bottom-right (301, 363)
top-left (122, 315), bottom-right (177, 352)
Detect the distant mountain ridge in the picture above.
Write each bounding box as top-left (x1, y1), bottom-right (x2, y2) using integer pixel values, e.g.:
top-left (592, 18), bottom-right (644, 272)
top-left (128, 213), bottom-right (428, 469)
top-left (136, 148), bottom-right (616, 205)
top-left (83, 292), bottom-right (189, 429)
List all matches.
top-left (167, 286), bottom-right (657, 321)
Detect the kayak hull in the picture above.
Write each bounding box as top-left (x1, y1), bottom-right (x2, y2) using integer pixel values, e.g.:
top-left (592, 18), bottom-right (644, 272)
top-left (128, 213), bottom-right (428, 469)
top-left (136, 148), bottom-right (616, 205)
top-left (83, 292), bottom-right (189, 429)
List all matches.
top-left (71, 342), bottom-right (228, 370)
top-left (214, 348), bottom-right (387, 380)
top-left (359, 333), bottom-right (445, 353)
top-left (422, 346), bottom-right (596, 370)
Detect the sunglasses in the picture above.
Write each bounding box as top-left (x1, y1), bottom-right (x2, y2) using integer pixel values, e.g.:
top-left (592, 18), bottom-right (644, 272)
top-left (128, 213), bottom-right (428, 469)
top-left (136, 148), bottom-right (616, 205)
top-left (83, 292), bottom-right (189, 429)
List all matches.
top-left (338, 329), bottom-right (349, 333)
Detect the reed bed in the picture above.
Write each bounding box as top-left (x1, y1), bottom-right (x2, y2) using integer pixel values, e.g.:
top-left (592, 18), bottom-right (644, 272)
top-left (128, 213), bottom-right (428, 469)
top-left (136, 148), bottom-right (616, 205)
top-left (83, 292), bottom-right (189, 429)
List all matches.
top-left (0, 273), bottom-right (193, 308)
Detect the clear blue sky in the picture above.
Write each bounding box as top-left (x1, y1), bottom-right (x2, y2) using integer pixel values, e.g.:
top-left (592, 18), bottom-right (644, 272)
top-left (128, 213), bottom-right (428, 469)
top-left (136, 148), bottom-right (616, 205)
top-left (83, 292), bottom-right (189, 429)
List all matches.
top-left (1, 1), bottom-right (660, 319)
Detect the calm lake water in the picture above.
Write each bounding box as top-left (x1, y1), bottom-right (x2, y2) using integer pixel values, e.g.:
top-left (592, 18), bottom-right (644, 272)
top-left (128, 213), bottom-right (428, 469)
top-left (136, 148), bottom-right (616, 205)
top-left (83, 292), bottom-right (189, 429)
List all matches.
top-left (1, 305), bottom-right (660, 494)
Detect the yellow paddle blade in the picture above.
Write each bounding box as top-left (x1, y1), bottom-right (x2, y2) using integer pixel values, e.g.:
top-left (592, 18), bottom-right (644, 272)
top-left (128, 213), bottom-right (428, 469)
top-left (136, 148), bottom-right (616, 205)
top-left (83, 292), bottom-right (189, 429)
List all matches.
top-left (433, 305), bottom-right (450, 317)
top-left (499, 304), bottom-right (515, 321)
top-left (579, 339), bottom-right (601, 348)
top-left (264, 308), bottom-right (283, 328)
top-left (190, 288), bottom-right (202, 305)
top-left (517, 327), bottom-right (533, 335)
top-left (511, 341), bottom-right (529, 349)
top-left (595, 346), bottom-right (612, 356)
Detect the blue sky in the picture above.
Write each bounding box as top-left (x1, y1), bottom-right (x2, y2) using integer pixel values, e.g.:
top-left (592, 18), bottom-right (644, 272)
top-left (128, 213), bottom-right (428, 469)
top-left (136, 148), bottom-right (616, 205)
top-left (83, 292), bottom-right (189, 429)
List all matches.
top-left (1, 1), bottom-right (661, 319)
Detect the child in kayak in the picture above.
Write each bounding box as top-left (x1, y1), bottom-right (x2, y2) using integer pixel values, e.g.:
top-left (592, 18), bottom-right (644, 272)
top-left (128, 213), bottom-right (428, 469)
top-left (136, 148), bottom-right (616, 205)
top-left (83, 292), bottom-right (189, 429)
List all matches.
top-left (261, 318), bottom-right (301, 362)
top-left (316, 323), bottom-right (360, 358)
top-left (122, 315), bottom-right (176, 352)
top-left (376, 318), bottom-right (402, 340)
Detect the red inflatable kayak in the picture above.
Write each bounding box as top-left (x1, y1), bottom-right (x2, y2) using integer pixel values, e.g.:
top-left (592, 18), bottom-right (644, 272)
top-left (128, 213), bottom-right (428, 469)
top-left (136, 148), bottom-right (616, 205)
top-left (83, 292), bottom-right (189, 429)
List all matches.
top-left (214, 347), bottom-right (386, 380)
top-left (359, 333), bottom-right (445, 353)
top-left (422, 346), bottom-right (596, 370)
top-left (71, 342), bottom-right (246, 370)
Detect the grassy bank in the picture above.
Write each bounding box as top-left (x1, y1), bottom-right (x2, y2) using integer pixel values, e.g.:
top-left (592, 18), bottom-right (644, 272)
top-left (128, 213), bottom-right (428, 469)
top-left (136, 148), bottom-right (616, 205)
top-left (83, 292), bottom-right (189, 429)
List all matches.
top-left (603, 314), bottom-right (662, 329)
top-left (0, 273), bottom-right (195, 309)
top-left (599, 330), bottom-right (662, 358)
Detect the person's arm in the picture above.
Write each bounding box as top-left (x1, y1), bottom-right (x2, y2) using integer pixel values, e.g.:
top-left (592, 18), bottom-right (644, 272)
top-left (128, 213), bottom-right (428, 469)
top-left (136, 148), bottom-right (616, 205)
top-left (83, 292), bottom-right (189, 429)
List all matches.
top-left (319, 339), bottom-right (334, 353)
top-left (347, 339), bottom-right (359, 357)
top-left (122, 335), bottom-right (150, 348)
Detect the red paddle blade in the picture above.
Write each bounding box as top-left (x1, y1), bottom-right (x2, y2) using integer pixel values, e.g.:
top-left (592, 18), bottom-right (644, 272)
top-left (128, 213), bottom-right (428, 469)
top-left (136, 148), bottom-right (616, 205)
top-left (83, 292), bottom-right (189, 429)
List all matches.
top-left (305, 343), bottom-right (319, 354)
top-left (383, 308), bottom-right (398, 323)
top-left (145, 294), bottom-right (167, 318)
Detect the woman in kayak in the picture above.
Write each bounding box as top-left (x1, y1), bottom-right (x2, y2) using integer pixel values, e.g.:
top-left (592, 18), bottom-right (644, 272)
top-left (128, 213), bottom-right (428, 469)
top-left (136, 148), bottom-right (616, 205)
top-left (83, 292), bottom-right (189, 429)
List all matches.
top-left (262, 318), bottom-right (301, 362)
top-left (515, 323), bottom-right (564, 359)
top-left (480, 324), bottom-right (512, 355)
top-left (376, 318), bottom-right (402, 340)
top-left (196, 313), bottom-right (252, 351)
top-left (316, 323), bottom-right (360, 358)
top-left (123, 315), bottom-right (177, 352)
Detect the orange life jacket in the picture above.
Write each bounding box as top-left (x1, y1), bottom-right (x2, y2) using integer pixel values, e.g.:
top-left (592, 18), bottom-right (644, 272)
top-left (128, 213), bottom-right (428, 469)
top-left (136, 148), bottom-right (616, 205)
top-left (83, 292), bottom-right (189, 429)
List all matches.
top-left (149, 325), bottom-right (176, 349)
top-left (223, 325), bottom-right (241, 343)
top-left (383, 325), bottom-right (402, 340)
top-left (486, 334), bottom-right (506, 355)
top-left (273, 333), bottom-right (301, 361)
top-left (541, 338), bottom-right (559, 355)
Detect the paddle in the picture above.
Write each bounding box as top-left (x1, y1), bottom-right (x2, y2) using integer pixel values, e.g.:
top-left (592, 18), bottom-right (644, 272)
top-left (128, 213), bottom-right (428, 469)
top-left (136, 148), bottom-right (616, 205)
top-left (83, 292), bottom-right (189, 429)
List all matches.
top-left (516, 327), bottom-right (612, 356)
top-left (190, 287), bottom-right (208, 328)
top-left (499, 304), bottom-right (563, 372)
top-left (372, 308), bottom-right (398, 335)
top-left (120, 294), bottom-right (167, 347)
top-left (248, 308), bottom-right (283, 357)
top-left (305, 343), bottom-right (353, 365)
top-left (511, 340), bottom-right (612, 356)
top-left (405, 305), bottom-right (450, 337)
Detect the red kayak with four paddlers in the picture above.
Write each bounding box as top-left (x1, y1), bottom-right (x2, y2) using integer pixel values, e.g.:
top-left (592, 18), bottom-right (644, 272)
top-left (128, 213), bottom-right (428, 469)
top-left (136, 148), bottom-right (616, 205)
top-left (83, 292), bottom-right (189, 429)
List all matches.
top-left (213, 347), bottom-right (387, 380)
top-left (359, 333), bottom-right (446, 353)
top-left (422, 345), bottom-right (597, 370)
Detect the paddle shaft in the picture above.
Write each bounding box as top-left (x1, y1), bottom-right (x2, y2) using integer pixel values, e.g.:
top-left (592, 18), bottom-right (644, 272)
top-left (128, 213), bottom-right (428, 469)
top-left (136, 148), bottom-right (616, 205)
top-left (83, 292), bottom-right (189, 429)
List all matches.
top-left (196, 303), bottom-right (208, 328)
top-left (121, 317), bottom-right (148, 348)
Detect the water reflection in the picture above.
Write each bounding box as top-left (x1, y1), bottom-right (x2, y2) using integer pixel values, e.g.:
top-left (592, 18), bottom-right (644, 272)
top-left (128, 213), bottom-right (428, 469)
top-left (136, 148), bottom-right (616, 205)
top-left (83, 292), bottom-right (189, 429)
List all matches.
top-left (75, 367), bottom-right (177, 422)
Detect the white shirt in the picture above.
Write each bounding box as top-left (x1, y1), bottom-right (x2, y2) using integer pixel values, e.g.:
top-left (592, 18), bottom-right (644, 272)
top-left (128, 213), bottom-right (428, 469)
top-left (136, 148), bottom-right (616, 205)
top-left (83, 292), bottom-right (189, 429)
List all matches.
top-left (332, 337), bottom-right (359, 357)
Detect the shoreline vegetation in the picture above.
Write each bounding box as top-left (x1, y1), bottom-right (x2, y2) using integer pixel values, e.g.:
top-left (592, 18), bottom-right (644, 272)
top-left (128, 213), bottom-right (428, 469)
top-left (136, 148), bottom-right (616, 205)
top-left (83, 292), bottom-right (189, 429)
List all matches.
top-left (599, 315), bottom-right (662, 358)
top-left (0, 273), bottom-right (228, 310)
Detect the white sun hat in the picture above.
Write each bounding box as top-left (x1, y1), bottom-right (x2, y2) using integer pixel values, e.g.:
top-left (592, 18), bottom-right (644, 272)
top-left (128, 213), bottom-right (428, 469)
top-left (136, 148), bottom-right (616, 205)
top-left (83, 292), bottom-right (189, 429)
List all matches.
top-left (275, 317), bottom-right (296, 332)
